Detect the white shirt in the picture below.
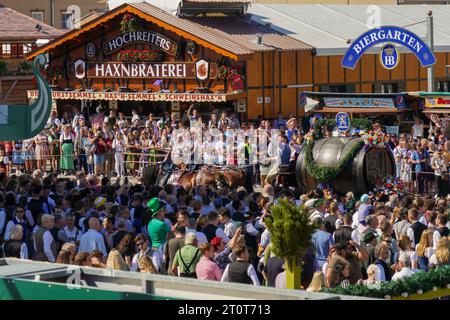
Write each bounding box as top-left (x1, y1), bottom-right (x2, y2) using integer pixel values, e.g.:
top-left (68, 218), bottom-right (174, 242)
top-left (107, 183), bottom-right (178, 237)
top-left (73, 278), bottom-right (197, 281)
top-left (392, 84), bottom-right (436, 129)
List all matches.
top-left (391, 267), bottom-right (419, 281)
top-left (32, 230), bottom-right (56, 262)
top-left (131, 248), bottom-right (160, 272)
top-left (275, 271), bottom-right (286, 289)
top-left (432, 230), bottom-right (443, 250)
top-left (58, 226), bottom-right (82, 243)
top-left (4, 218), bottom-right (26, 241)
top-left (223, 220), bottom-right (238, 239)
top-left (78, 229), bottom-right (107, 256)
top-left (245, 222), bottom-right (259, 237)
top-left (221, 259), bottom-right (260, 285)
top-left (260, 229), bottom-right (271, 248)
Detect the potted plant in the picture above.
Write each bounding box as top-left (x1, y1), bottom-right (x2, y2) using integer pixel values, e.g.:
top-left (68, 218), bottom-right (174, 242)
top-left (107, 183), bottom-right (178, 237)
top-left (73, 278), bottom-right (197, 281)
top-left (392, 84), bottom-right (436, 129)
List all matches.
top-left (264, 198), bottom-right (317, 289)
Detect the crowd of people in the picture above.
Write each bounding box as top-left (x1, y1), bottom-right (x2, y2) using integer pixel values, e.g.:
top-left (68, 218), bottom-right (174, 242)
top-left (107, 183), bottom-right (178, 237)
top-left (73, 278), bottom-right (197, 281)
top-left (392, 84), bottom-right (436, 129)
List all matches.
top-left (0, 105), bottom-right (449, 294)
top-left (0, 169), bottom-right (449, 290)
top-left (0, 106), bottom-right (302, 184)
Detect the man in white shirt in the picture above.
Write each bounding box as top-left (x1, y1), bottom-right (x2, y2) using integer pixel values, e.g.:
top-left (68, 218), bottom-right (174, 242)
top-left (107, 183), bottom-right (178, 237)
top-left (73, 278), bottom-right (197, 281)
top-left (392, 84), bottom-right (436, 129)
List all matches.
top-left (33, 214), bottom-right (57, 262)
top-left (391, 252), bottom-right (419, 281)
top-left (57, 213), bottom-right (82, 245)
top-left (131, 234), bottom-right (160, 272)
top-left (78, 217), bottom-right (107, 256)
top-left (218, 209), bottom-right (238, 239)
top-left (432, 214), bottom-right (449, 250)
top-left (406, 208), bottom-right (427, 248)
top-left (4, 206), bottom-right (28, 241)
top-left (221, 246), bottom-right (260, 285)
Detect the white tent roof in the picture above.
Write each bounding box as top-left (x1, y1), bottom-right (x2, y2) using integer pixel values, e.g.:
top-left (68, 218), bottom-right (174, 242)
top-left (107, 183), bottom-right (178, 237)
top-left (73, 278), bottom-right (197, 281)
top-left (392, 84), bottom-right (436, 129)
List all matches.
top-left (248, 4), bottom-right (450, 55)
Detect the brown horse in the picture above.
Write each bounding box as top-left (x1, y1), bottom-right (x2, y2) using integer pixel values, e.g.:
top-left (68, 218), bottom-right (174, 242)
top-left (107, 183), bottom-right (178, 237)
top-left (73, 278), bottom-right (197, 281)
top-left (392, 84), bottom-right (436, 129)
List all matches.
top-left (177, 166), bottom-right (246, 193)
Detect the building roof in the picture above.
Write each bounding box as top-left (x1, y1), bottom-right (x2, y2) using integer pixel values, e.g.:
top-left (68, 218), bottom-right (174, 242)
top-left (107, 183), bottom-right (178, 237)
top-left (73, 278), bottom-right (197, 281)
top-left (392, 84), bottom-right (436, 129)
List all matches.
top-left (28, 2), bottom-right (311, 61)
top-left (75, 11), bottom-right (104, 27)
top-left (247, 4), bottom-right (450, 55)
top-left (0, 5), bottom-right (64, 41)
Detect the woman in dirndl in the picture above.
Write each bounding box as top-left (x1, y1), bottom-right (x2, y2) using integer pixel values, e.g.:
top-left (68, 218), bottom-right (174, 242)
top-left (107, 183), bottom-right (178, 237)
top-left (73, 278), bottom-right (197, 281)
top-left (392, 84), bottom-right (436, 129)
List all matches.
top-left (34, 131), bottom-right (49, 172)
top-left (22, 138), bottom-right (35, 173)
top-left (59, 125), bottom-right (75, 174)
top-left (12, 140), bottom-right (24, 173)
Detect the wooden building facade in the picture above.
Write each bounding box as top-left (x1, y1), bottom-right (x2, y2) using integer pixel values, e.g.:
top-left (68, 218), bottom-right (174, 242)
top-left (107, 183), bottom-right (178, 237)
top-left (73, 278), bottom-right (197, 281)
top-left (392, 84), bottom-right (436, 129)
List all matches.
top-left (26, 2), bottom-right (450, 120)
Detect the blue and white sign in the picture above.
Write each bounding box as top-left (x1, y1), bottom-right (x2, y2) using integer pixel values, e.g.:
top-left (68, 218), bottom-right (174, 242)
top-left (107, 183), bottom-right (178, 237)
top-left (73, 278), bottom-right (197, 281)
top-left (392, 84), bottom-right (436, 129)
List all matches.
top-left (336, 112), bottom-right (350, 132)
top-left (379, 44), bottom-right (399, 70)
top-left (342, 26), bottom-right (436, 70)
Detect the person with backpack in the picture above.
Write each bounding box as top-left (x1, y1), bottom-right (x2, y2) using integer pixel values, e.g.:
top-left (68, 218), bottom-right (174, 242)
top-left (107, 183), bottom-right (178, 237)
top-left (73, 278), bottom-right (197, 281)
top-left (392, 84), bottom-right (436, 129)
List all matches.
top-left (171, 233), bottom-right (201, 278)
top-left (27, 185), bottom-right (49, 227)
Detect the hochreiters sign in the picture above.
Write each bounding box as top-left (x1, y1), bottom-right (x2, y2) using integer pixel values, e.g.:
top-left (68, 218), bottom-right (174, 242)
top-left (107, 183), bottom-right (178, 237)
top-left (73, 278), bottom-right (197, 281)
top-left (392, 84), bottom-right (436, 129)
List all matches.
top-left (341, 26), bottom-right (436, 70)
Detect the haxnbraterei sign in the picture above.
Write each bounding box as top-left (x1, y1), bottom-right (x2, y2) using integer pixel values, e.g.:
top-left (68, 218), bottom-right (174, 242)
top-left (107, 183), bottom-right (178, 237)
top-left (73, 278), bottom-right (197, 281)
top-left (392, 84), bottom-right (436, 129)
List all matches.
top-left (342, 26), bottom-right (436, 70)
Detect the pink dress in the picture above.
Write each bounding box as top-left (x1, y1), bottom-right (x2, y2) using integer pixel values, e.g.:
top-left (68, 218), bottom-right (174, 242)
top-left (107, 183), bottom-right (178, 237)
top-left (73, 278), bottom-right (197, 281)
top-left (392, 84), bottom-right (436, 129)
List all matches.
top-left (35, 133), bottom-right (49, 160)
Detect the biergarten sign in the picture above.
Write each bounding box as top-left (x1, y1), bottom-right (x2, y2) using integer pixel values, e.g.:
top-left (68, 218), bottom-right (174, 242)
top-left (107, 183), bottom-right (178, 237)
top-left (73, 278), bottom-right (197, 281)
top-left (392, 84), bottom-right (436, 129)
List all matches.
top-left (27, 90), bottom-right (228, 102)
top-left (68, 61), bottom-right (218, 79)
top-left (342, 26), bottom-right (436, 70)
top-left (103, 31), bottom-right (177, 55)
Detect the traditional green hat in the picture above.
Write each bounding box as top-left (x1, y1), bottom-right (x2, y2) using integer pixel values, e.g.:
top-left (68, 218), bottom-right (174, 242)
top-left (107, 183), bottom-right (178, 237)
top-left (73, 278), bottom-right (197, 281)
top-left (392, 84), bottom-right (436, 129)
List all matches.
top-left (147, 197), bottom-right (166, 217)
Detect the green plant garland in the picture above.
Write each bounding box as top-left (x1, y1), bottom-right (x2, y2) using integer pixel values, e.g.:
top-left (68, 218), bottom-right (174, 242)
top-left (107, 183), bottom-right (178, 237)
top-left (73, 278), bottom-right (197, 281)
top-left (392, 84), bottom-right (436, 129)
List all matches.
top-left (304, 140), bottom-right (364, 182)
top-left (321, 265), bottom-right (450, 299)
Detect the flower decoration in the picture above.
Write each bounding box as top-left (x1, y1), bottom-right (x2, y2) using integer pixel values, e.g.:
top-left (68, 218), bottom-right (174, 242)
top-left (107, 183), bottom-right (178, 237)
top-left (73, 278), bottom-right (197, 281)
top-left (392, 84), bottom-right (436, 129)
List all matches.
top-left (120, 13), bottom-right (141, 33)
top-left (217, 65), bottom-right (244, 80)
top-left (117, 49), bottom-right (165, 63)
top-left (362, 130), bottom-right (385, 148)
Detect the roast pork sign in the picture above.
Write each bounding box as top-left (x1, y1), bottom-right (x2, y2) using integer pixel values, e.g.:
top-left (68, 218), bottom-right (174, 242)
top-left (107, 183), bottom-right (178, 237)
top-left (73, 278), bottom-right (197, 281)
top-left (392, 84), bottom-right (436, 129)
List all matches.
top-left (68, 61), bottom-right (217, 80)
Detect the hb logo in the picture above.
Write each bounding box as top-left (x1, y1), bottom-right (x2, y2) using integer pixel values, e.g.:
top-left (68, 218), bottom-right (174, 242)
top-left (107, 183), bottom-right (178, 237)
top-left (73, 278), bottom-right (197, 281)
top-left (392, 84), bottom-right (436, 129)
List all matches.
top-left (384, 56), bottom-right (396, 66)
top-left (380, 44), bottom-right (398, 70)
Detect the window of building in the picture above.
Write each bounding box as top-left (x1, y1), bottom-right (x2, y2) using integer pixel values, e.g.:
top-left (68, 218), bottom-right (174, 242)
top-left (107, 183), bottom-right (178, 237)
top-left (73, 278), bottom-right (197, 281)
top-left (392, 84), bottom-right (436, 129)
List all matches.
top-left (23, 44), bottom-right (32, 55)
top-left (31, 11), bottom-right (44, 22)
top-left (373, 82), bottom-right (405, 93)
top-left (438, 81), bottom-right (450, 92)
top-left (1, 44), bottom-right (11, 59)
top-left (61, 11), bottom-right (74, 29)
top-left (318, 85), bottom-right (356, 93)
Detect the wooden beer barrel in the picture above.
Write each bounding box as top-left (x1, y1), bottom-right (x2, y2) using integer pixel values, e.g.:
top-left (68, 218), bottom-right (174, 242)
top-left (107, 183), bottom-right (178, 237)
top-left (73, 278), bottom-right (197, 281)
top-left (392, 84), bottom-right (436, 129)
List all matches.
top-left (295, 137), bottom-right (395, 195)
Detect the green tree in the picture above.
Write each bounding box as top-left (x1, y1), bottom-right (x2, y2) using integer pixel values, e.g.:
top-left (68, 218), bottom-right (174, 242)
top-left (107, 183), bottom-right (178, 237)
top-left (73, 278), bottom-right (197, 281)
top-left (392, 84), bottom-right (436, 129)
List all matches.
top-left (265, 198), bottom-right (317, 289)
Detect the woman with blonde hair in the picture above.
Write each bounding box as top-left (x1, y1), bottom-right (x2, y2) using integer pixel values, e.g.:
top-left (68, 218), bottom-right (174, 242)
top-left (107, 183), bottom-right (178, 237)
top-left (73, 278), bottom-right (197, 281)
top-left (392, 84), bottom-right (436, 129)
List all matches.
top-left (106, 249), bottom-right (130, 271)
top-left (415, 229), bottom-right (434, 271)
top-left (138, 255), bottom-right (158, 274)
top-left (306, 271), bottom-right (326, 292)
top-left (429, 237), bottom-right (450, 269)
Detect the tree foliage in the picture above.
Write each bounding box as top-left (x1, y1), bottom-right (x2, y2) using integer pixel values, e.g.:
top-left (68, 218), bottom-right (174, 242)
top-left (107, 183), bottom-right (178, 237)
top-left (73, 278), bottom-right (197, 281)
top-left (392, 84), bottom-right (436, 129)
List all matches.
top-left (264, 199), bottom-right (317, 269)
